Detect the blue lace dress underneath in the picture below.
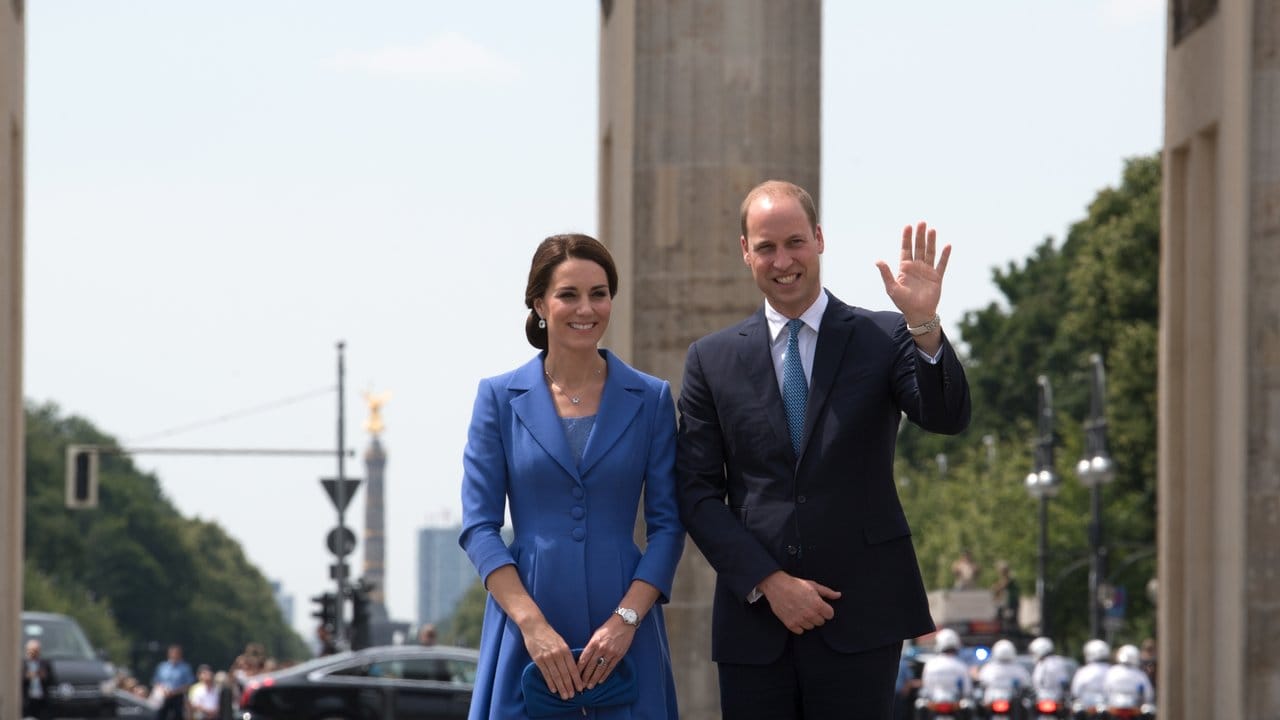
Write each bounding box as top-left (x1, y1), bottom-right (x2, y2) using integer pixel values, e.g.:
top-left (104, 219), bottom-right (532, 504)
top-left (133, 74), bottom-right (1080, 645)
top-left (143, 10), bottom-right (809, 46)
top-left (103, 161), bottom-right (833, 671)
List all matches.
top-left (560, 415), bottom-right (597, 467)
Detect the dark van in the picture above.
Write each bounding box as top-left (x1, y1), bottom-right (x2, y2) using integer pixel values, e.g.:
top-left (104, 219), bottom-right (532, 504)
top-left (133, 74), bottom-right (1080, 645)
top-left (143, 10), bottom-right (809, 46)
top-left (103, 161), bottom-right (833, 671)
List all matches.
top-left (20, 611), bottom-right (117, 718)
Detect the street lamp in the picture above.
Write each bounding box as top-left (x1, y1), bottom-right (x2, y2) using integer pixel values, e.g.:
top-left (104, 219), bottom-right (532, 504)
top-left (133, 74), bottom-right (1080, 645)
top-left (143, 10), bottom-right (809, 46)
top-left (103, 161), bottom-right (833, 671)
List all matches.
top-left (1075, 353), bottom-right (1115, 641)
top-left (1024, 374), bottom-right (1059, 638)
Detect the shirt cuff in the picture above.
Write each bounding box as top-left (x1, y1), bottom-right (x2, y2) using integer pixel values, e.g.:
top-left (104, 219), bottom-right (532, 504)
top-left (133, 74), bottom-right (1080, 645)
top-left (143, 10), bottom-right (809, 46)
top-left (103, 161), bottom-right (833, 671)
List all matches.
top-left (916, 345), bottom-right (943, 365)
top-left (747, 587), bottom-right (763, 603)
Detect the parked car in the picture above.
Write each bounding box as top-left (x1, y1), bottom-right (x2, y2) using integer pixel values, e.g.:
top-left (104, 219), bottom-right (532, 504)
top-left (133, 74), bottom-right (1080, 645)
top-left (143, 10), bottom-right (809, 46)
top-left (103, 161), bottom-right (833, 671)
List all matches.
top-left (20, 611), bottom-right (117, 718)
top-left (240, 644), bottom-right (478, 720)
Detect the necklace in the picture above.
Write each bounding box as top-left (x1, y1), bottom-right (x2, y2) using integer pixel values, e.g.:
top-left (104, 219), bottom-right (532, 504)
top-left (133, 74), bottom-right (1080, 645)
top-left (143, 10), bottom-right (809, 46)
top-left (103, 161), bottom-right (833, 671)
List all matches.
top-left (544, 365), bottom-right (602, 405)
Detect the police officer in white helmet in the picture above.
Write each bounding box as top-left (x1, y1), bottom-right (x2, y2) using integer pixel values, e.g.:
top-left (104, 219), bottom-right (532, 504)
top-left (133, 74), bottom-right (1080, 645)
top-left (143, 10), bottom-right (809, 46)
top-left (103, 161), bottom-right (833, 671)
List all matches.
top-left (1102, 644), bottom-right (1155, 711)
top-left (1029, 636), bottom-right (1073, 697)
top-left (1070, 639), bottom-right (1111, 712)
top-left (919, 629), bottom-right (974, 704)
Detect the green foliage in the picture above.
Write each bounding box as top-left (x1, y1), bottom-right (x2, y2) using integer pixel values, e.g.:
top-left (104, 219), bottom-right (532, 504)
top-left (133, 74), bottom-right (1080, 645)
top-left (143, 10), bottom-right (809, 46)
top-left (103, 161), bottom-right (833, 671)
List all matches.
top-left (442, 579), bottom-right (488, 649)
top-left (898, 153), bottom-right (1160, 650)
top-left (23, 402), bottom-right (310, 677)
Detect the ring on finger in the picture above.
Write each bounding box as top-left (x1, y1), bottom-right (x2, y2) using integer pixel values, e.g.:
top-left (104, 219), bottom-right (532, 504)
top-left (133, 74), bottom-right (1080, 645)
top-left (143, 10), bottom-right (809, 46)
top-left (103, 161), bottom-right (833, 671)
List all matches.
top-left (596, 656), bottom-right (608, 667)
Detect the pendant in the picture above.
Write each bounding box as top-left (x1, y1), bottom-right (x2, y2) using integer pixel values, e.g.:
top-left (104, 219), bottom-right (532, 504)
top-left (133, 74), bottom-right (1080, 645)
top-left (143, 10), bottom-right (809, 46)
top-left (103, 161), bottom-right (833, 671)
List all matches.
top-left (571, 396), bottom-right (581, 405)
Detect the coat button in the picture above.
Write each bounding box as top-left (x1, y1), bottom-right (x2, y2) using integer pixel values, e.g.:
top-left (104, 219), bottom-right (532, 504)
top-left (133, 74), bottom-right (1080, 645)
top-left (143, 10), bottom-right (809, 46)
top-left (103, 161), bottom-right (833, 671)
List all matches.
top-left (797, 495), bottom-right (807, 504)
top-left (786, 545), bottom-right (798, 556)
top-left (571, 486), bottom-right (584, 499)
top-left (572, 528), bottom-right (585, 541)
top-left (571, 506), bottom-right (585, 519)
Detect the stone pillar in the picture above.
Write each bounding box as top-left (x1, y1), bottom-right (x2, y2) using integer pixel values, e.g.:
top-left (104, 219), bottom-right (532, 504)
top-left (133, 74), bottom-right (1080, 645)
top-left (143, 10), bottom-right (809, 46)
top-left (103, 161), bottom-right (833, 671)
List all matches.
top-left (0, 3), bottom-right (23, 719)
top-left (599, 2), bottom-right (820, 716)
top-left (1159, 0), bottom-right (1280, 717)
top-left (362, 436), bottom-right (388, 620)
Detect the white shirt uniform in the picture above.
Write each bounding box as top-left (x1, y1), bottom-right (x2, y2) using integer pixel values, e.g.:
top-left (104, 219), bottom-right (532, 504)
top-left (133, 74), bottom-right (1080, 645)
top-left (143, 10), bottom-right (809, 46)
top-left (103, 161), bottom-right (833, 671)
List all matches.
top-left (1102, 664), bottom-right (1155, 706)
top-left (1032, 655), bottom-right (1074, 695)
top-left (1071, 661), bottom-right (1111, 704)
top-left (921, 654), bottom-right (974, 701)
top-left (978, 660), bottom-right (1031, 693)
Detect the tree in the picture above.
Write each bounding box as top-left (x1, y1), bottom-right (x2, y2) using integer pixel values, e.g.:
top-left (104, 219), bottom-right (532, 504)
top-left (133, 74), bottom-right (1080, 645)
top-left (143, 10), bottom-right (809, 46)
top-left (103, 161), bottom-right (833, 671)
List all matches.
top-left (897, 153), bottom-right (1160, 649)
top-left (23, 402), bottom-right (310, 676)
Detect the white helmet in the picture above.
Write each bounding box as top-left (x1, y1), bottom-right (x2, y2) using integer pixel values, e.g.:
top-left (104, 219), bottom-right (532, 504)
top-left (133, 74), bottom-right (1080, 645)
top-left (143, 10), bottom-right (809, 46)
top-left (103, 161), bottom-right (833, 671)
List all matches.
top-left (1029, 636), bottom-right (1054, 661)
top-left (935, 628), bottom-right (961, 652)
top-left (992, 639), bottom-right (1016, 663)
top-left (1116, 644), bottom-right (1141, 668)
top-left (1083, 639), bottom-right (1111, 664)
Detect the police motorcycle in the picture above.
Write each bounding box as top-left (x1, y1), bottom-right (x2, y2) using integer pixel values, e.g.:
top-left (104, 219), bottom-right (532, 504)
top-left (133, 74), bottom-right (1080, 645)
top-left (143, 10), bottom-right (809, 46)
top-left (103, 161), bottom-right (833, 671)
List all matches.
top-left (914, 685), bottom-right (973, 720)
top-left (974, 683), bottom-right (1026, 720)
top-left (1100, 690), bottom-right (1155, 720)
top-left (1071, 689), bottom-right (1108, 720)
top-left (1029, 686), bottom-right (1070, 720)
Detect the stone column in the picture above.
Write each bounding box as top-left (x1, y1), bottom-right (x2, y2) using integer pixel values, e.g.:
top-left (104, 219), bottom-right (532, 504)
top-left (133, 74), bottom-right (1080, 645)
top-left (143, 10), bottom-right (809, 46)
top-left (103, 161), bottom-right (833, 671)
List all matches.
top-left (1159, 0), bottom-right (1280, 717)
top-left (599, 2), bottom-right (820, 716)
top-left (0, 3), bottom-right (23, 719)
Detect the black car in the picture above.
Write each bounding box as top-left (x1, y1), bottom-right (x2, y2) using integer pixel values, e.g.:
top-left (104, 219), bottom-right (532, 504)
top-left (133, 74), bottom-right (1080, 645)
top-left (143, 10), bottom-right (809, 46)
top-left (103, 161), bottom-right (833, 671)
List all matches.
top-left (240, 644), bottom-right (478, 720)
top-left (20, 611), bottom-right (117, 719)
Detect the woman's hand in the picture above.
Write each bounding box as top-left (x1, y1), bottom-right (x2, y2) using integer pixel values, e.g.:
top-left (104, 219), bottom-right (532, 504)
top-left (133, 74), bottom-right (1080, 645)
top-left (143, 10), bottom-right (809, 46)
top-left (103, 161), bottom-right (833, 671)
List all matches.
top-left (576, 616), bottom-right (637, 689)
top-left (521, 620), bottom-right (583, 700)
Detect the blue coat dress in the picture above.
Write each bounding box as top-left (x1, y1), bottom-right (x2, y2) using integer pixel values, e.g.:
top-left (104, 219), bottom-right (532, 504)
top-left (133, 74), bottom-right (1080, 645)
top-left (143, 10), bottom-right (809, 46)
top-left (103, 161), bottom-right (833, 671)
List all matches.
top-left (460, 350), bottom-right (685, 719)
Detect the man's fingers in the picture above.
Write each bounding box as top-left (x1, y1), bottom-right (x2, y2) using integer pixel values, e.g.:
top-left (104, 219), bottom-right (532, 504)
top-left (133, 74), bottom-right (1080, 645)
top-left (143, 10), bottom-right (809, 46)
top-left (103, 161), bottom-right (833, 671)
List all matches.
top-left (936, 244), bottom-right (952, 278)
top-left (811, 581), bottom-right (842, 599)
top-left (875, 261), bottom-right (897, 293)
top-left (914, 221), bottom-right (928, 261)
top-left (925, 228), bottom-right (937, 264)
top-left (900, 225), bottom-right (913, 263)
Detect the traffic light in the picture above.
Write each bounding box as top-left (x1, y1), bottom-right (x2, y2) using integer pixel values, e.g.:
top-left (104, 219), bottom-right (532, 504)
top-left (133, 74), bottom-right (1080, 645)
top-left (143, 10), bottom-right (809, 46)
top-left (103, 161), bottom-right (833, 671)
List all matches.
top-left (350, 581), bottom-right (375, 650)
top-left (311, 592), bottom-right (338, 632)
top-left (64, 445), bottom-right (100, 509)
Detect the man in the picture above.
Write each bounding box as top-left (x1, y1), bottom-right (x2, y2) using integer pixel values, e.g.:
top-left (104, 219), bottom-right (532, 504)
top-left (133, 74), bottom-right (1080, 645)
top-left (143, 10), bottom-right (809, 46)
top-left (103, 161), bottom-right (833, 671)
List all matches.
top-left (677, 180), bottom-right (971, 718)
top-left (417, 622), bottom-right (438, 646)
top-left (20, 639), bottom-right (53, 720)
top-left (977, 639), bottom-right (1031, 696)
top-left (1070, 639), bottom-right (1112, 712)
top-left (1102, 644), bottom-right (1154, 710)
top-left (1028, 636), bottom-right (1073, 699)
top-left (918, 629), bottom-right (973, 705)
top-left (186, 664), bottom-right (220, 720)
top-left (151, 644), bottom-right (195, 720)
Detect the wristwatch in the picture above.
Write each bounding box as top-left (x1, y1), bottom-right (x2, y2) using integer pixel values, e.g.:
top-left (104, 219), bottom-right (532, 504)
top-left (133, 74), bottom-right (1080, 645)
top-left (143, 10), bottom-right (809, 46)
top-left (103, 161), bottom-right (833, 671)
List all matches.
top-left (614, 607), bottom-right (639, 627)
top-left (907, 313), bottom-right (942, 336)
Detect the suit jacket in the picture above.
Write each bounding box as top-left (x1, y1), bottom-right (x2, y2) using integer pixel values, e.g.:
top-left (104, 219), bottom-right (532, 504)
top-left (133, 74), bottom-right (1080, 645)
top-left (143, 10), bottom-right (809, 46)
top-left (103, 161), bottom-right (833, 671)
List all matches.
top-left (460, 349), bottom-right (685, 719)
top-left (676, 292), bottom-right (970, 664)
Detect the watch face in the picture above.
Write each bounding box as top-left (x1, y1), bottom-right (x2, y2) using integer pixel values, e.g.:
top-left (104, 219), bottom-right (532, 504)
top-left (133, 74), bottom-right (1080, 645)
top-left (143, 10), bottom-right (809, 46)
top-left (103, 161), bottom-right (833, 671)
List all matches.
top-left (617, 608), bottom-right (638, 625)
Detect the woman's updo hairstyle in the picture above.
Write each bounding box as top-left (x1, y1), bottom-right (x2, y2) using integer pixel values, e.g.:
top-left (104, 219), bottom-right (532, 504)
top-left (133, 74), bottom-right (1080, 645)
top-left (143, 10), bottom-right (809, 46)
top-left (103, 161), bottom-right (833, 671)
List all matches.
top-left (524, 234), bottom-right (619, 350)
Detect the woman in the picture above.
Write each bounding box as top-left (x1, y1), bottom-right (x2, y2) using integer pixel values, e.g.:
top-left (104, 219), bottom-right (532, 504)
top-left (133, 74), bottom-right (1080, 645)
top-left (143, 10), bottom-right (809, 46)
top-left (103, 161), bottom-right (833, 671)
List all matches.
top-left (460, 234), bottom-right (684, 719)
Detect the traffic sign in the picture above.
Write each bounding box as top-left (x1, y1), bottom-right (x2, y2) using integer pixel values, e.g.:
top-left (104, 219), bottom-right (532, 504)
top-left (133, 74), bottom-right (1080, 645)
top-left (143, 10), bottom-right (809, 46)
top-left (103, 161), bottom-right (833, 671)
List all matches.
top-left (321, 477), bottom-right (362, 512)
top-left (327, 526), bottom-right (357, 556)
top-left (329, 562), bottom-right (349, 581)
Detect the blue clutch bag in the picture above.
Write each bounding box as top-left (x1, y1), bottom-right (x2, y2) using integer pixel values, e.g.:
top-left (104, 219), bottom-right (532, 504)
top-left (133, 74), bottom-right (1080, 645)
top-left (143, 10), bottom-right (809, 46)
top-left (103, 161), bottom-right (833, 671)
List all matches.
top-left (520, 649), bottom-right (638, 718)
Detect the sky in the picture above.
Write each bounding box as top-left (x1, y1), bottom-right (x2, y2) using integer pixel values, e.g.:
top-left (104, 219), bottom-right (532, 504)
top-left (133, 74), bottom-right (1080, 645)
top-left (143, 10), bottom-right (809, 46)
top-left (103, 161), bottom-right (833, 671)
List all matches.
top-left (23, 1), bottom-right (1166, 643)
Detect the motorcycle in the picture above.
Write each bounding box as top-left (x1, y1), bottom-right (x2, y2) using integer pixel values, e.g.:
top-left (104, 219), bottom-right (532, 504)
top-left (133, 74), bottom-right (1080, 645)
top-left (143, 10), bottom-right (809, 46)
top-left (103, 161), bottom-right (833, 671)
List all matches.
top-left (1029, 687), bottom-right (1069, 720)
top-left (1071, 690), bottom-right (1107, 720)
top-left (976, 685), bottom-right (1023, 720)
top-left (915, 687), bottom-right (972, 720)
top-left (1102, 690), bottom-right (1156, 719)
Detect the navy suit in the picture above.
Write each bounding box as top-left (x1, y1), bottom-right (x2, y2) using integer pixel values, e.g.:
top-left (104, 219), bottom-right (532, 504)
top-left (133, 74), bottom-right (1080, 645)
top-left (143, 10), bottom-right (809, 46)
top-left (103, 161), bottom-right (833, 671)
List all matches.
top-left (677, 292), bottom-right (970, 715)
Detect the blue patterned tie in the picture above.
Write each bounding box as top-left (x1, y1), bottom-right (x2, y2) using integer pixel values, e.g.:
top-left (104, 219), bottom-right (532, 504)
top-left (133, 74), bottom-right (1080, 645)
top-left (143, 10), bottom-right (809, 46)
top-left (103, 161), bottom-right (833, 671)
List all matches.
top-left (782, 319), bottom-right (808, 455)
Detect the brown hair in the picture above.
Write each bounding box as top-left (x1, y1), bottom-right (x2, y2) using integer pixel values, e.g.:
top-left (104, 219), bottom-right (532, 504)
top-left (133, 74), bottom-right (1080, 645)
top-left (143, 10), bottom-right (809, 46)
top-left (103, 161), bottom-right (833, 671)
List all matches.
top-left (524, 234), bottom-right (619, 349)
top-left (739, 180), bottom-right (818, 238)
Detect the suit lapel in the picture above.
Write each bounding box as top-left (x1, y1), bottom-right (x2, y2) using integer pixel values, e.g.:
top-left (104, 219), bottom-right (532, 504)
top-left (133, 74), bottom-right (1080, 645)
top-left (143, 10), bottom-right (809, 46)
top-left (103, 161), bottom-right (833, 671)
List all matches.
top-left (508, 356), bottom-right (581, 481)
top-left (798, 294), bottom-right (857, 463)
top-left (579, 350), bottom-right (644, 476)
top-left (737, 310), bottom-right (792, 454)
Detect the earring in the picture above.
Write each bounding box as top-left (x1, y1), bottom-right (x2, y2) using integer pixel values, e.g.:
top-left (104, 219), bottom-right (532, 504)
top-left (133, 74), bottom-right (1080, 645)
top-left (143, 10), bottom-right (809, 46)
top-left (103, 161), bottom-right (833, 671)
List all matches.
top-left (538, 317), bottom-right (546, 329)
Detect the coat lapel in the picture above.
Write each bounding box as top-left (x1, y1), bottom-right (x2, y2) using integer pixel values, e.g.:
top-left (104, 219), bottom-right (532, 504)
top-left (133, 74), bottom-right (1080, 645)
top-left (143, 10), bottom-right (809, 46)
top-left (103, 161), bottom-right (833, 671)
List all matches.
top-left (579, 350), bottom-right (644, 476)
top-left (737, 310), bottom-right (792, 454)
top-left (508, 355), bottom-right (581, 481)
top-left (798, 293), bottom-right (857, 462)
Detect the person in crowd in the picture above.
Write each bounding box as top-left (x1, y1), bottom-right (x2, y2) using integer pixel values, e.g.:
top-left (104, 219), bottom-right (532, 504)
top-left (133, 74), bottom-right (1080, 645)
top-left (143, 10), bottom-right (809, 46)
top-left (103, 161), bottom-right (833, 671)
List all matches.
top-left (952, 550), bottom-right (980, 590)
top-left (1103, 644), bottom-right (1155, 709)
top-left (459, 234), bottom-right (685, 719)
top-left (1070, 639), bottom-right (1112, 709)
top-left (1028, 636), bottom-right (1073, 698)
top-left (20, 638), bottom-right (52, 720)
top-left (919, 629), bottom-right (973, 703)
top-left (186, 664), bottom-right (220, 720)
top-left (1138, 637), bottom-right (1157, 689)
top-left (990, 560), bottom-right (1020, 630)
top-left (151, 644), bottom-right (195, 720)
top-left (977, 639), bottom-right (1031, 698)
top-left (892, 643), bottom-right (922, 720)
top-left (417, 623), bottom-right (438, 646)
top-left (676, 179), bottom-right (971, 718)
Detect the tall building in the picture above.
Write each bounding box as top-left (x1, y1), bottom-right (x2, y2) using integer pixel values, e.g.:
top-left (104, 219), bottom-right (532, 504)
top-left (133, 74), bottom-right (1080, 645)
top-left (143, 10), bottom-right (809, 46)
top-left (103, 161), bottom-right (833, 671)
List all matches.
top-left (0, 4), bottom-right (24, 719)
top-left (417, 525), bottom-right (479, 628)
top-left (1159, 0), bottom-right (1280, 717)
top-left (362, 392), bottom-right (390, 621)
top-left (598, 1), bottom-right (821, 715)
